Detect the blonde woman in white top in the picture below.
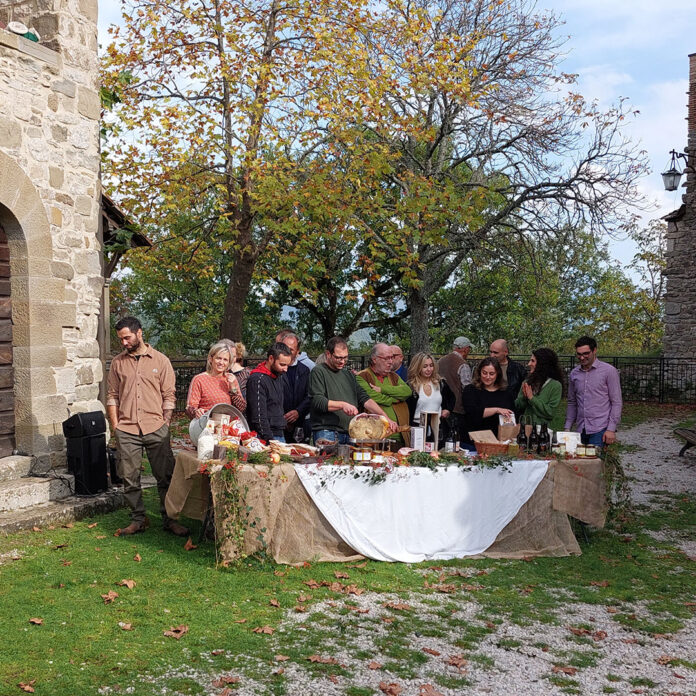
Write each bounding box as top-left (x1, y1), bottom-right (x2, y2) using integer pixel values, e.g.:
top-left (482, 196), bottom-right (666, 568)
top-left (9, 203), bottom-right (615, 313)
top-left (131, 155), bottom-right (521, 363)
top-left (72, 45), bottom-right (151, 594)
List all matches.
top-left (407, 352), bottom-right (454, 426)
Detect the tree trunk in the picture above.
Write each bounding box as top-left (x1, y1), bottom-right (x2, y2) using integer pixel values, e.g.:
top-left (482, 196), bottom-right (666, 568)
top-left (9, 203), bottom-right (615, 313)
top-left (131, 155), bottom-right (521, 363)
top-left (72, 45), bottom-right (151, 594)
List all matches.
top-left (409, 287), bottom-right (430, 353)
top-left (221, 246), bottom-right (256, 340)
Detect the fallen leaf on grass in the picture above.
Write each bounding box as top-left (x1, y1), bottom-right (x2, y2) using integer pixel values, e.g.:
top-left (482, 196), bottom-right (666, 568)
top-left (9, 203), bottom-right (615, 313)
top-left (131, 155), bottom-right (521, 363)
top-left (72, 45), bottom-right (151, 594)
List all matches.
top-left (368, 661), bottom-right (382, 669)
top-left (344, 584), bottom-right (364, 595)
top-left (329, 674), bottom-right (339, 684)
top-left (381, 616), bottom-right (395, 624)
top-left (117, 579), bottom-right (136, 589)
top-left (657, 655), bottom-right (676, 665)
top-left (552, 665), bottom-right (578, 675)
top-left (211, 675), bottom-right (240, 687)
top-left (87, 523), bottom-right (98, 528)
top-left (347, 606), bottom-right (369, 614)
top-left (183, 537), bottom-right (197, 551)
top-left (275, 655), bottom-right (290, 662)
top-left (384, 602), bottom-right (412, 611)
top-left (592, 630), bottom-right (607, 641)
top-left (252, 625), bottom-right (274, 635)
top-left (328, 581), bottom-right (344, 593)
top-left (211, 649), bottom-right (224, 656)
top-left (347, 561), bottom-right (367, 568)
top-left (304, 579), bottom-right (320, 589)
top-left (133, 553), bottom-right (142, 562)
top-left (118, 622), bottom-right (133, 631)
top-left (61, 560), bottom-right (72, 566)
top-left (308, 654), bottom-right (342, 665)
top-left (422, 647), bottom-right (440, 656)
top-left (294, 605), bottom-right (307, 613)
top-left (379, 681), bottom-right (402, 695)
top-left (622, 638), bottom-right (641, 644)
top-left (273, 570), bottom-right (286, 576)
top-left (297, 593), bottom-right (312, 602)
top-left (334, 571), bottom-right (349, 579)
top-left (568, 626), bottom-right (591, 636)
top-left (18, 680), bottom-right (36, 693)
top-left (606, 607), bottom-right (619, 614)
top-left (273, 668), bottom-right (285, 676)
top-left (96, 535), bottom-right (106, 540)
top-left (32, 527), bottom-right (41, 533)
top-left (462, 583), bottom-right (485, 592)
top-left (219, 688), bottom-right (237, 696)
top-left (269, 598), bottom-right (280, 608)
top-left (419, 685), bottom-right (444, 696)
top-left (62, 523), bottom-right (74, 529)
top-left (101, 590), bottom-right (119, 604)
top-left (233, 619), bottom-right (247, 624)
top-left (431, 583), bottom-right (457, 594)
top-left (445, 654), bottom-right (467, 671)
top-left (28, 618), bottom-right (43, 625)
top-left (590, 580), bottom-right (610, 587)
top-left (54, 543), bottom-right (68, 549)
top-left (163, 624), bottom-right (189, 639)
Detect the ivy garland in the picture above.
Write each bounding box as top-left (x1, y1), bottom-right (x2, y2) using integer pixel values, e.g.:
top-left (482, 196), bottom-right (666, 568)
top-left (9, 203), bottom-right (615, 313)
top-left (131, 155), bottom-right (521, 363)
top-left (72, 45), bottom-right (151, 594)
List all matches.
top-left (602, 444), bottom-right (634, 528)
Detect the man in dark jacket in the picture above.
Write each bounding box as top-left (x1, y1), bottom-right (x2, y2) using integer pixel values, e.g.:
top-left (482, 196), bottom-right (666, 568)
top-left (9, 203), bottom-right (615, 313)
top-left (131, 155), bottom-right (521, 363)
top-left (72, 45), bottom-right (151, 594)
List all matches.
top-left (489, 339), bottom-right (527, 401)
top-left (246, 342), bottom-right (292, 442)
top-left (276, 330), bottom-right (311, 442)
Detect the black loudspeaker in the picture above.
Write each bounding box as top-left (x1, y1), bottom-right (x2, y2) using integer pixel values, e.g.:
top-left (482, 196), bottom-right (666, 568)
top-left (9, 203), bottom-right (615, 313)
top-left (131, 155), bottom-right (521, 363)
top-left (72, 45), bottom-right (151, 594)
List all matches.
top-left (66, 434), bottom-right (108, 495)
top-left (62, 411), bottom-right (107, 438)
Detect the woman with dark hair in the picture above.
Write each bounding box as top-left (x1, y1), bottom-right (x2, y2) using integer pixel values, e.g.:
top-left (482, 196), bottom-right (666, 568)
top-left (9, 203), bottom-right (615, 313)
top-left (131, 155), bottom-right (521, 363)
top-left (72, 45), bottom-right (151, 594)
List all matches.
top-left (460, 357), bottom-right (515, 449)
top-left (515, 347), bottom-right (564, 426)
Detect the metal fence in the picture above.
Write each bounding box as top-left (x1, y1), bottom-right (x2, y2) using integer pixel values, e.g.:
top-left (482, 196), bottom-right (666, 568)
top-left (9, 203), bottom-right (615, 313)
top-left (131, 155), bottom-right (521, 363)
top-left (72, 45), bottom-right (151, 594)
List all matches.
top-left (165, 355), bottom-right (696, 411)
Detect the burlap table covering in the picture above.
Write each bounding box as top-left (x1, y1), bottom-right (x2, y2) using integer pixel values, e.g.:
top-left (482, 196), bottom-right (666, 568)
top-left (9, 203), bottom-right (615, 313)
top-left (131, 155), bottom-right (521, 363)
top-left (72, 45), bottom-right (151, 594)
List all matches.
top-left (203, 458), bottom-right (605, 564)
top-left (165, 450), bottom-right (211, 522)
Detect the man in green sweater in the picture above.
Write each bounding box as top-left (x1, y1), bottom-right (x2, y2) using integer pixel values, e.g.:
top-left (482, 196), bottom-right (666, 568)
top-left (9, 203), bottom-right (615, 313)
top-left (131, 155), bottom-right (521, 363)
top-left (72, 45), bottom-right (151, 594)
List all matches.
top-left (310, 336), bottom-right (396, 445)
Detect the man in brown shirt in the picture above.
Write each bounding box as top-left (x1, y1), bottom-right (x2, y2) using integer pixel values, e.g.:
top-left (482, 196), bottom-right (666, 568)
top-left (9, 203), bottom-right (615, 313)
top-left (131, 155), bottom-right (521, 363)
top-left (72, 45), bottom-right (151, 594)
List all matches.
top-left (106, 316), bottom-right (188, 536)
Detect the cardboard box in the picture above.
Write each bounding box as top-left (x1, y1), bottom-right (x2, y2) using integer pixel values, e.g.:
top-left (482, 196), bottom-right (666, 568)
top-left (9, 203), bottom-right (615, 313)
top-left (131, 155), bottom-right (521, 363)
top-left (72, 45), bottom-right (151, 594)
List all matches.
top-left (410, 426), bottom-right (425, 451)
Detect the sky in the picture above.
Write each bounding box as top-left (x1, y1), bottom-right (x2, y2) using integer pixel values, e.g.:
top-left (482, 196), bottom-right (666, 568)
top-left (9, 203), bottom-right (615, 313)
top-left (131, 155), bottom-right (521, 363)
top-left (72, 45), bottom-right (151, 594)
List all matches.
top-left (97, 0), bottom-right (696, 270)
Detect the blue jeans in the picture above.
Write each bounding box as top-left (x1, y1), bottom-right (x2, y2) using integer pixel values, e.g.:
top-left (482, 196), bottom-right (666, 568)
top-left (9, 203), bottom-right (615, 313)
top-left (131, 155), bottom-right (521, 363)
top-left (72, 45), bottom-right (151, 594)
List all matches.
top-left (314, 429), bottom-right (350, 445)
top-left (581, 429), bottom-right (605, 447)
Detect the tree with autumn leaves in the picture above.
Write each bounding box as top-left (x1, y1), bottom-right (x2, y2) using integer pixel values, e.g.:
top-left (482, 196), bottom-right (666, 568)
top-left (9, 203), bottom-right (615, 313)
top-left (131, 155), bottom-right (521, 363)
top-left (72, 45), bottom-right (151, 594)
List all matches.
top-left (102, 0), bottom-right (648, 352)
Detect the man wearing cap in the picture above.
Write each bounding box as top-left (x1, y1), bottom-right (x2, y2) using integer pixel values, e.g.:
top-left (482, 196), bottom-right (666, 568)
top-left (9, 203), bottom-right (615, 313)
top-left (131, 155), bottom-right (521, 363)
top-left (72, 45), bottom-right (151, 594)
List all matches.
top-left (438, 336), bottom-right (472, 443)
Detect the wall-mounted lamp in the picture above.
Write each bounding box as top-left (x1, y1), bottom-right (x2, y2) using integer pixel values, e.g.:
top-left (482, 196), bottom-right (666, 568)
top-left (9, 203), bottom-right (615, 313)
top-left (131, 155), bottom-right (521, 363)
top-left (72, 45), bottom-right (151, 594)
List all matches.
top-left (661, 149), bottom-right (690, 191)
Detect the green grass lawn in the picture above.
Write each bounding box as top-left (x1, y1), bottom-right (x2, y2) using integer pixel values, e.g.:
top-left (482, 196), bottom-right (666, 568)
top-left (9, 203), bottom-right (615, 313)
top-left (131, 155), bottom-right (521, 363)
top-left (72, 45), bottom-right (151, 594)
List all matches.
top-left (1, 404), bottom-right (694, 695)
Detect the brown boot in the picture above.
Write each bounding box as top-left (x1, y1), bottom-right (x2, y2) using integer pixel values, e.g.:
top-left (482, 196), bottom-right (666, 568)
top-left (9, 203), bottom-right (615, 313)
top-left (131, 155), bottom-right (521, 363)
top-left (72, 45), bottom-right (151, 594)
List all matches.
top-left (163, 520), bottom-right (190, 537)
top-left (118, 517), bottom-right (150, 536)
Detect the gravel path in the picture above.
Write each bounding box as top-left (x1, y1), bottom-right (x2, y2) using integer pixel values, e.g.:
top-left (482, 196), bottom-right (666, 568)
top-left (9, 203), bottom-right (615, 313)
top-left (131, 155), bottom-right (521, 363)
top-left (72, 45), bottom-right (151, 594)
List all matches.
top-left (151, 418), bottom-right (696, 696)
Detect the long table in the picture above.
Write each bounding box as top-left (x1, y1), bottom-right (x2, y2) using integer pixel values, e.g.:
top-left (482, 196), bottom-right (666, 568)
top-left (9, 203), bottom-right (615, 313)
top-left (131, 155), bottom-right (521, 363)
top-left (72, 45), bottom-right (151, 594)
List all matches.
top-left (165, 452), bottom-right (607, 564)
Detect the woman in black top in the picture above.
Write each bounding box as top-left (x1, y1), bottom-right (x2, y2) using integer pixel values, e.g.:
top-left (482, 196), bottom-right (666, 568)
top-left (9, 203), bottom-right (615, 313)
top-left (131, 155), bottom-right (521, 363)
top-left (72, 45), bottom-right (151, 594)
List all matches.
top-left (460, 357), bottom-right (515, 449)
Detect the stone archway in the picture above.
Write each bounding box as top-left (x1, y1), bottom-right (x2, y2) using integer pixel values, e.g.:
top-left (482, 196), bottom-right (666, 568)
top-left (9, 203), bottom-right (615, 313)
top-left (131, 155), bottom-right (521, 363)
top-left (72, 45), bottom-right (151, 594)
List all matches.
top-left (0, 152), bottom-right (75, 464)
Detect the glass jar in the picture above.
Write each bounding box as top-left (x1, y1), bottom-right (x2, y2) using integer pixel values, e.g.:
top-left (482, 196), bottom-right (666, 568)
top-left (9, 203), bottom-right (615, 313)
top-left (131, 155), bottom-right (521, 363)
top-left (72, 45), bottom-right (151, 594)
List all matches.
top-left (352, 447), bottom-right (372, 462)
top-left (585, 444), bottom-right (597, 458)
top-left (575, 444), bottom-right (586, 458)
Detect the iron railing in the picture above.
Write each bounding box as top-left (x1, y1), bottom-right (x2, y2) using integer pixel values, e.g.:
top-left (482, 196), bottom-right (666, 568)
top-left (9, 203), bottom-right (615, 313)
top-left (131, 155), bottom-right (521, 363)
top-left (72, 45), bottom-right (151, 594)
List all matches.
top-left (160, 355), bottom-right (696, 411)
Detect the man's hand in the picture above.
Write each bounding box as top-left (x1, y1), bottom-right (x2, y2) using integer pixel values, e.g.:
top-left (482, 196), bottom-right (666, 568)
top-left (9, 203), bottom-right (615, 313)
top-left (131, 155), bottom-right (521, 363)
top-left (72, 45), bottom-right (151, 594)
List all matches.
top-left (340, 402), bottom-right (359, 416)
top-left (371, 384), bottom-right (382, 393)
top-left (603, 430), bottom-right (617, 445)
top-left (284, 409), bottom-right (299, 424)
top-left (386, 419), bottom-right (398, 434)
top-left (193, 408), bottom-right (206, 419)
top-left (163, 409), bottom-right (173, 426)
top-left (441, 409), bottom-right (450, 419)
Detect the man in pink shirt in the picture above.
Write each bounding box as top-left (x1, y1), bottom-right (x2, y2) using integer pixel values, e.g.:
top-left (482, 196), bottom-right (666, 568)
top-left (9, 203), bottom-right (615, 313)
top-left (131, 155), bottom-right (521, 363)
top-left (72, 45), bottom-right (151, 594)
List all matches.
top-left (565, 336), bottom-right (622, 447)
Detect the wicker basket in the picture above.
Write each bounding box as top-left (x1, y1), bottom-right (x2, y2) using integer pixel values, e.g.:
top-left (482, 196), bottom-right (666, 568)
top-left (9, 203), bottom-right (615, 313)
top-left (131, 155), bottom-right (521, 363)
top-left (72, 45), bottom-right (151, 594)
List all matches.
top-left (474, 441), bottom-right (510, 456)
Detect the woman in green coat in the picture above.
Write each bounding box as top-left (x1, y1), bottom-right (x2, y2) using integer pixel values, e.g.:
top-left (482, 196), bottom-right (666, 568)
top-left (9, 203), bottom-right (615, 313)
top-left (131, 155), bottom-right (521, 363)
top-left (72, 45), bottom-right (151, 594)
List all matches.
top-left (515, 347), bottom-right (564, 426)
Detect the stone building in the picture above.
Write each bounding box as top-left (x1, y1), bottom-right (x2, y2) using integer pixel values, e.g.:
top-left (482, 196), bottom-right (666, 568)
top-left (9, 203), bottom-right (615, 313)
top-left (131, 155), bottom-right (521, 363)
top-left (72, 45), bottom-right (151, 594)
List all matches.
top-left (0, 0), bottom-right (104, 506)
top-left (663, 53), bottom-right (696, 358)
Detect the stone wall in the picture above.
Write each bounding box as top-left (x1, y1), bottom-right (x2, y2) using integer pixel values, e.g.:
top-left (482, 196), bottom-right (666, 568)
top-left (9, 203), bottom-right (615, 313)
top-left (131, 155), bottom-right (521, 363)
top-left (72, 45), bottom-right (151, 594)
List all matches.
top-left (0, 0), bottom-right (102, 467)
top-left (663, 53), bottom-right (696, 359)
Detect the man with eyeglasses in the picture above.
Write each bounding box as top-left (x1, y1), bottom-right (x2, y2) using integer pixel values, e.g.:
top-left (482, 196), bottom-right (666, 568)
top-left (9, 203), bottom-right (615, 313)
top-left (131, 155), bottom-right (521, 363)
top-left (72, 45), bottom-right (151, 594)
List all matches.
top-left (309, 336), bottom-right (397, 445)
top-left (390, 345), bottom-right (408, 380)
top-left (356, 343), bottom-right (413, 445)
top-left (565, 336), bottom-right (622, 447)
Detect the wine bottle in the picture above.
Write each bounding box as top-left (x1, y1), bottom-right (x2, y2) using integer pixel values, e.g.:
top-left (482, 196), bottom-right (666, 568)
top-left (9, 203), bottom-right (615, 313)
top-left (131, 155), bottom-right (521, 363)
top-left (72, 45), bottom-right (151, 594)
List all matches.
top-left (516, 416), bottom-right (528, 451)
top-left (539, 424), bottom-right (549, 455)
top-left (528, 422), bottom-right (539, 454)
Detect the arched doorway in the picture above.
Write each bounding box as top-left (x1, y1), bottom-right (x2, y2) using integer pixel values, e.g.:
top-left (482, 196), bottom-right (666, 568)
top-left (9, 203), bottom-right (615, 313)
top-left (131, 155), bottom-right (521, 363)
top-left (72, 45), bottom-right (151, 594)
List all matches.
top-left (0, 221), bottom-right (13, 457)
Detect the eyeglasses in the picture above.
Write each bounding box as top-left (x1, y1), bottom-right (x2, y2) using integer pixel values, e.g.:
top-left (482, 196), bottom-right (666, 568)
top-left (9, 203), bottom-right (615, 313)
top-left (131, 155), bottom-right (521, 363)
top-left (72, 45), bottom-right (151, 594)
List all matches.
top-left (331, 353), bottom-right (349, 362)
top-left (375, 355), bottom-right (392, 361)
top-left (576, 350), bottom-right (592, 357)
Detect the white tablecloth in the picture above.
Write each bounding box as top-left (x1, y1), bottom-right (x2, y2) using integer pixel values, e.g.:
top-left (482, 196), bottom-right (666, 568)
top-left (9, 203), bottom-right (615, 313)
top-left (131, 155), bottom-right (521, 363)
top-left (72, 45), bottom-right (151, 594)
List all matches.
top-left (294, 460), bottom-right (549, 562)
